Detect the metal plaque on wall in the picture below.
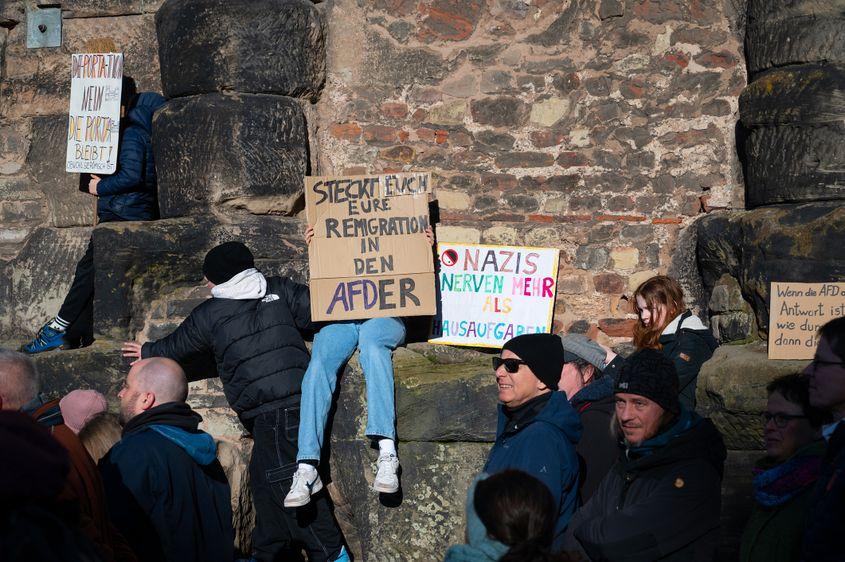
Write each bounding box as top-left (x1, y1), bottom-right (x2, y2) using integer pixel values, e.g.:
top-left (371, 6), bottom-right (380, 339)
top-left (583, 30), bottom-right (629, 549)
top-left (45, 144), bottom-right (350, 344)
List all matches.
top-left (26, 7), bottom-right (62, 49)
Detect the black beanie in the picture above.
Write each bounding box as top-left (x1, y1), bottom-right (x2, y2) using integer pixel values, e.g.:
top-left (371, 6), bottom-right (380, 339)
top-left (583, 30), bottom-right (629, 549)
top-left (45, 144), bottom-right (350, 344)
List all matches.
top-left (614, 348), bottom-right (680, 414)
top-left (501, 333), bottom-right (565, 391)
top-left (203, 242), bottom-right (255, 284)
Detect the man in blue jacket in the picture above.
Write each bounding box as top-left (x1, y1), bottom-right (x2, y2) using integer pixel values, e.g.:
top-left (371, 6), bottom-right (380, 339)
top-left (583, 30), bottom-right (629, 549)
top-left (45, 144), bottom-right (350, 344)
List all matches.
top-left (23, 84), bottom-right (166, 353)
top-left (484, 332), bottom-right (582, 550)
top-left (99, 356), bottom-right (234, 562)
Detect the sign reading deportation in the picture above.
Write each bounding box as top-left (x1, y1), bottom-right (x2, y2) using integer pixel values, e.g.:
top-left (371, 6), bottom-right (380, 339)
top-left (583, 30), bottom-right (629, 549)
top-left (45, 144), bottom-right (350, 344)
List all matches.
top-left (305, 172), bottom-right (436, 322)
top-left (429, 243), bottom-right (560, 348)
top-left (65, 52), bottom-right (123, 174)
top-left (768, 282), bottom-right (845, 360)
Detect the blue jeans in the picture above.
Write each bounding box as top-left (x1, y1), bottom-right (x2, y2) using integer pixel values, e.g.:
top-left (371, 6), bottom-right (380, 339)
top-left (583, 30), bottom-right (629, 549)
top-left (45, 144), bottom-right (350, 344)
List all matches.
top-left (297, 317), bottom-right (406, 463)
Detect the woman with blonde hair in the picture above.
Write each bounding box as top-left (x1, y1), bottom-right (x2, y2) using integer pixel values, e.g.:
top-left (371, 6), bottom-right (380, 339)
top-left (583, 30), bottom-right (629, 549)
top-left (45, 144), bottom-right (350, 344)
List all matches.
top-left (631, 275), bottom-right (718, 410)
top-left (78, 412), bottom-right (122, 464)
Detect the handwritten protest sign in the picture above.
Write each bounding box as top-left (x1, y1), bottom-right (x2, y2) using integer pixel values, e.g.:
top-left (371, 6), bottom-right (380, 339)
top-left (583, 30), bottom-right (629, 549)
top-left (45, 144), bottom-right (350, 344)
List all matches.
top-left (429, 243), bottom-right (560, 348)
top-left (305, 172), bottom-right (436, 321)
top-left (66, 52), bottom-right (123, 174)
top-left (769, 282), bottom-right (845, 359)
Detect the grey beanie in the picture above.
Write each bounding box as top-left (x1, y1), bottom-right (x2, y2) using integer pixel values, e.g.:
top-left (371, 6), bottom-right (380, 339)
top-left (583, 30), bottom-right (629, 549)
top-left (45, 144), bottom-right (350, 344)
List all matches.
top-left (558, 333), bottom-right (607, 371)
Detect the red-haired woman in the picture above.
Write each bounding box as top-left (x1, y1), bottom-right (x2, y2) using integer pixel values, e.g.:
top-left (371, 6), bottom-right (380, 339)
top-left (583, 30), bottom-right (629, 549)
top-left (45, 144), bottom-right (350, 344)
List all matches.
top-left (631, 275), bottom-right (718, 410)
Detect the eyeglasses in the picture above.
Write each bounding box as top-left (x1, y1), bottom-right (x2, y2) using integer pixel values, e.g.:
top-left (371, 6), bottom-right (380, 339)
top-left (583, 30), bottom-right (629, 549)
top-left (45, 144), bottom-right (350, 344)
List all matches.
top-left (808, 359), bottom-right (845, 370)
top-left (761, 412), bottom-right (807, 428)
top-left (492, 357), bottom-right (527, 374)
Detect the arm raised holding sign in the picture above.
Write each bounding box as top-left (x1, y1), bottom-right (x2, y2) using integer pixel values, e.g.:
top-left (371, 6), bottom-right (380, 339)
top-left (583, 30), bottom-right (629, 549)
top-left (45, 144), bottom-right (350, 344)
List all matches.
top-left (285, 224), bottom-right (435, 508)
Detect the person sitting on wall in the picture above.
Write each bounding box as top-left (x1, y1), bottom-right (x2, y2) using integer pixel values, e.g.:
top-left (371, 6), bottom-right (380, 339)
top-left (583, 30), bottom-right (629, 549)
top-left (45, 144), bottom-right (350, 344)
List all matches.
top-left (630, 275), bottom-right (719, 410)
top-left (556, 333), bottom-right (621, 503)
top-left (284, 225), bottom-right (435, 508)
top-left (800, 316), bottom-right (845, 562)
top-left (22, 77), bottom-right (166, 354)
top-left (484, 333), bottom-right (582, 551)
top-left (740, 374), bottom-right (827, 562)
top-left (121, 241), bottom-right (350, 562)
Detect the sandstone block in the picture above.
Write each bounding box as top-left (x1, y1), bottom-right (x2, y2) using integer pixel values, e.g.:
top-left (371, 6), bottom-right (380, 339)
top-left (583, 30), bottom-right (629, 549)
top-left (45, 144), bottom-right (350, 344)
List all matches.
top-left (153, 93), bottom-right (308, 218)
top-left (470, 96), bottom-right (529, 127)
top-left (697, 203), bottom-right (845, 334)
top-left (156, 0), bottom-right (325, 99)
top-left (697, 343), bottom-right (808, 449)
top-left (92, 215), bottom-right (308, 339)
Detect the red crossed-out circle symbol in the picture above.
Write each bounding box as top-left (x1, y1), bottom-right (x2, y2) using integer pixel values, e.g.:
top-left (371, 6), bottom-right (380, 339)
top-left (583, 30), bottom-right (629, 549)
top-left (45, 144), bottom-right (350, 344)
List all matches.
top-left (440, 249), bottom-right (458, 267)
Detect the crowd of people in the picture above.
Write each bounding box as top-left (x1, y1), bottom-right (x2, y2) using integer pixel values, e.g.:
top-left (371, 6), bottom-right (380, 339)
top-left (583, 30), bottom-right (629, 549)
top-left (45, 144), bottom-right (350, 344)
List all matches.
top-left (3, 255), bottom-right (843, 561)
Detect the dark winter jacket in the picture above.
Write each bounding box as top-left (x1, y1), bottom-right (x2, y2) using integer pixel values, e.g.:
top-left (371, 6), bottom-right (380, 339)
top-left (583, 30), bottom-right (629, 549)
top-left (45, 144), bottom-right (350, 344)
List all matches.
top-left (570, 376), bottom-right (620, 503)
top-left (99, 402), bottom-right (233, 562)
top-left (484, 391), bottom-right (582, 549)
top-left (141, 275), bottom-right (314, 420)
top-left (97, 92), bottom-right (165, 221)
top-left (565, 408), bottom-right (727, 562)
top-left (741, 441), bottom-right (824, 562)
top-left (801, 421), bottom-right (845, 562)
top-left (658, 311), bottom-right (718, 410)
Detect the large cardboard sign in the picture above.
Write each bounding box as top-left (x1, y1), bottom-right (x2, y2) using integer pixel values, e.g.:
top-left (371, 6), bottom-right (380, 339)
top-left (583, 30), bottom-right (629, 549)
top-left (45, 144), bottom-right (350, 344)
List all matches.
top-left (305, 172), bottom-right (436, 321)
top-left (769, 282), bottom-right (845, 360)
top-left (66, 52), bottom-right (123, 174)
top-left (429, 243), bottom-right (560, 348)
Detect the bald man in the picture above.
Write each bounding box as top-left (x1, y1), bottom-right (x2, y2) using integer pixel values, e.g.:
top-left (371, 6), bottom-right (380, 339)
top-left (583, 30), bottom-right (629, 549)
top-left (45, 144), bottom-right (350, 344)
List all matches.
top-left (0, 349), bottom-right (40, 412)
top-left (100, 358), bottom-right (234, 562)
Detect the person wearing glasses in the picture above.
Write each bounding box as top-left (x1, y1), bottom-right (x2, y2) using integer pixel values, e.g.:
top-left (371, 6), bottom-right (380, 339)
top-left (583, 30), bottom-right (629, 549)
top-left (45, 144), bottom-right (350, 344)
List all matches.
top-left (801, 316), bottom-right (845, 562)
top-left (740, 374), bottom-right (827, 562)
top-left (484, 333), bottom-right (583, 551)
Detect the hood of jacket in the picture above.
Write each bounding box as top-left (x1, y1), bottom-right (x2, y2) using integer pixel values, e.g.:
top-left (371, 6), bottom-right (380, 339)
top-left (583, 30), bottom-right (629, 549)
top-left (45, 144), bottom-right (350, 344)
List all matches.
top-left (624, 408), bottom-right (727, 477)
top-left (570, 374), bottom-right (615, 409)
top-left (123, 401), bottom-right (217, 465)
top-left (125, 92), bottom-right (166, 135)
top-left (661, 310), bottom-right (719, 351)
top-left (497, 391), bottom-right (582, 446)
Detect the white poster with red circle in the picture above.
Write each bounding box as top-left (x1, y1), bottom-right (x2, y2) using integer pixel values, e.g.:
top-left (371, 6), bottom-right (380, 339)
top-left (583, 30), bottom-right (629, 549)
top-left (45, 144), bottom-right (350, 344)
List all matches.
top-left (429, 242), bottom-right (560, 348)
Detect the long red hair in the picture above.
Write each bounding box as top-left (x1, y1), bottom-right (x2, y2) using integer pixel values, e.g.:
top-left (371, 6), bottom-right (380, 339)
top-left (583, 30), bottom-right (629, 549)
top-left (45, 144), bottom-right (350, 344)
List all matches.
top-left (632, 275), bottom-right (685, 349)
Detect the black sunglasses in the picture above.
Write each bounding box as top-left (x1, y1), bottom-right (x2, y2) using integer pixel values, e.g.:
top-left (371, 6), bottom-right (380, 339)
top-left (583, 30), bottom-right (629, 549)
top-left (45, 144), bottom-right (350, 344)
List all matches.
top-left (492, 357), bottom-right (527, 373)
top-left (761, 412), bottom-right (807, 428)
top-left (809, 359), bottom-right (845, 370)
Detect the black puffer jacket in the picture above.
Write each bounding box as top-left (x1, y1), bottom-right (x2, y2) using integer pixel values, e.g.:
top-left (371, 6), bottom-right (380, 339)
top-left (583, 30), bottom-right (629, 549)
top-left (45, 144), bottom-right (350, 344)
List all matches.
top-left (565, 409), bottom-right (726, 562)
top-left (141, 276), bottom-right (313, 420)
top-left (570, 376), bottom-right (620, 503)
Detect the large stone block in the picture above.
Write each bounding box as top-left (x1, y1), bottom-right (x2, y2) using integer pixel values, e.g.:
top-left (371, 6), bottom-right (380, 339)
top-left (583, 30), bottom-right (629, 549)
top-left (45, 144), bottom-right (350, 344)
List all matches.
top-left (153, 93), bottom-right (308, 218)
top-left (697, 343), bottom-right (809, 450)
top-left (697, 202), bottom-right (845, 336)
top-left (156, 0), bottom-right (325, 99)
top-left (27, 115), bottom-right (97, 228)
top-left (0, 226), bottom-right (91, 341)
top-left (62, 0), bottom-right (163, 17)
top-left (92, 215), bottom-right (309, 339)
top-left (32, 339), bottom-right (128, 402)
top-left (327, 344), bottom-right (495, 560)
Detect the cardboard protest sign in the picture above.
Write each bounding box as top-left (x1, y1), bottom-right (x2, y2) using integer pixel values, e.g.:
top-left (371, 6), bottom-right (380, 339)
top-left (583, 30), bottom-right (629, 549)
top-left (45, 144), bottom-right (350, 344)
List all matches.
top-left (429, 243), bottom-right (560, 348)
top-left (305, 172), bottom-right (436, 321)
top-left (66, 52), bottom-right (123, 174)
top-left (769, 282), bottom-right (845, 360)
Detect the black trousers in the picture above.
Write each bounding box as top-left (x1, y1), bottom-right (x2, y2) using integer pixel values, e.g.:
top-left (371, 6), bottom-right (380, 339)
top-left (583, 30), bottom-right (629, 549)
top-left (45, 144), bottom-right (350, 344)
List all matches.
top-left (57, 238), bottom-right (94, 347)
top-left (246, 401), bottom-right (345, 562)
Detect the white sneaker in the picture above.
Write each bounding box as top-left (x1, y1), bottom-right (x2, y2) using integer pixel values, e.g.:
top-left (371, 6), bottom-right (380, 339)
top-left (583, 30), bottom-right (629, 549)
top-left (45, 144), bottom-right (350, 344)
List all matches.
top-left (284, 465), bottom-right (323, 507)
top-left (373, 453), bottom-right (400, 493)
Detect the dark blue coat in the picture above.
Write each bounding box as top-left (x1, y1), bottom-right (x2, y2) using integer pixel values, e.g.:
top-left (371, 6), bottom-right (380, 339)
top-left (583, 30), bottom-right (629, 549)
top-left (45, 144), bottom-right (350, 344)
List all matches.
top-left (99, 403), bottom-right (234, 562)
top-left (801, 421), bottom-right (845, 562)
top-left (484, 391), bottom-right (582, 549)
top-left (97, 92), bottom-right (166, 221)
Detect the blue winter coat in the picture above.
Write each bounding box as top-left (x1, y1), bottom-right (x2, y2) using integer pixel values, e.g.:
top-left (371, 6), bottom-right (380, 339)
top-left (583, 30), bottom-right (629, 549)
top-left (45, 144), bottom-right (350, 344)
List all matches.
top-left (484, 391), bottom-right (582, 550)
top-left (99, 402), bottom-right (234, 562)
top-left (97, 92), bottom-right (166, 221)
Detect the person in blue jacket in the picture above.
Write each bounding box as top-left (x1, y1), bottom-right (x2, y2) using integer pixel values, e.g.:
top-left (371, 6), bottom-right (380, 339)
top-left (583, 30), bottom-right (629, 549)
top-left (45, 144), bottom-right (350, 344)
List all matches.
top-left (99, 356), bottom-right (234, 562)
top-left (484, 333), bottom-right (582, 551)
top-left (23, 82), bottom-right (166, 353)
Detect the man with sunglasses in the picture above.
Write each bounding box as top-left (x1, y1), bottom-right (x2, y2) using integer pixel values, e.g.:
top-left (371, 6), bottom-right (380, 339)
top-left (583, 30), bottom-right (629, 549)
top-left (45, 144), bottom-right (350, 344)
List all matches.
top-left (484, 333), bottom-right (582, 550)
top-left (801, 316), bottom-right (845, 562)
